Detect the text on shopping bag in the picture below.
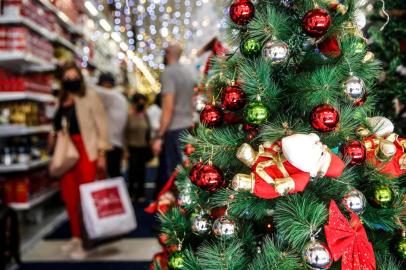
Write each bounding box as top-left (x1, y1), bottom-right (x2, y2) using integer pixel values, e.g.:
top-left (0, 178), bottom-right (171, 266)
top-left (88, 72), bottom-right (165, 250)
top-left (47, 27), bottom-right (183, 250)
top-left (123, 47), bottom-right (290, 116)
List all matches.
top-left (91, 187), bottom-right (125, 218)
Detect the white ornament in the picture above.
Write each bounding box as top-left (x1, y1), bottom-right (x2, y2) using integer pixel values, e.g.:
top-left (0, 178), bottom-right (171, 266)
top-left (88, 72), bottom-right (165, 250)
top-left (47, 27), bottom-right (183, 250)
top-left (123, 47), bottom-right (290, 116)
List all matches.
top-left (367, 116), bottom-right (394, 137)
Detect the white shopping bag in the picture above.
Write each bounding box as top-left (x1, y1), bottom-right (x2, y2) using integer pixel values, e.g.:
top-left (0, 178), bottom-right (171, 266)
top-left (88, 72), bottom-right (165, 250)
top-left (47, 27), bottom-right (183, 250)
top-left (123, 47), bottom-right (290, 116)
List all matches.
top-left (80, 177), bottom-right (137, 240)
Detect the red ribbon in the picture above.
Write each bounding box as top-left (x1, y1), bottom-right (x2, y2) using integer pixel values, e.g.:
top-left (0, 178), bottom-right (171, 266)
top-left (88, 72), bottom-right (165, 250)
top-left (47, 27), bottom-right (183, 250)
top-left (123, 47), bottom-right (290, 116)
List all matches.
top-left (144, 169), bottom-right (179, 214)
top-left (324, 200), bottom-right (376, 270)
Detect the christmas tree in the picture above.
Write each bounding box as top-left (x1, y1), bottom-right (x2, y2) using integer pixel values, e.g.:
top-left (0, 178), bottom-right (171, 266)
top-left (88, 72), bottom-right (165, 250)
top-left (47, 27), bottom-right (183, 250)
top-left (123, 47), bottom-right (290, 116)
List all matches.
top-left (150, 1), bottom-right (406, 269)
top-left (368, 0), bottom-right (406, 135)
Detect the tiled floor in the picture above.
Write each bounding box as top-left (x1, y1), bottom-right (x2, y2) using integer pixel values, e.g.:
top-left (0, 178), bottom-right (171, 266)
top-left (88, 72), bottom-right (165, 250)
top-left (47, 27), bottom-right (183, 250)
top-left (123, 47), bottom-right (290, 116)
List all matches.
top-left (23, 239), bottom-right (161, 262)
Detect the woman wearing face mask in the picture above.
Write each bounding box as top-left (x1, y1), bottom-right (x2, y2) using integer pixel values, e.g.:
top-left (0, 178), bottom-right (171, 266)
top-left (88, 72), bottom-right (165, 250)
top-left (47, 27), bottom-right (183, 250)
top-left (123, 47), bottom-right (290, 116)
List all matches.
top-left (53, 64), bottom-right (109, 260)
top-left (125, 94), bottom-right (152, 203)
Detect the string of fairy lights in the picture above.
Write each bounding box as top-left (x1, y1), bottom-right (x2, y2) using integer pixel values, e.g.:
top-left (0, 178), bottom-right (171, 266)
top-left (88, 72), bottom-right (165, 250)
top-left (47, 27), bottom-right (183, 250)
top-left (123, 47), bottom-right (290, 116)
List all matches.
top-left (93, 0), bottom-right (217, 70)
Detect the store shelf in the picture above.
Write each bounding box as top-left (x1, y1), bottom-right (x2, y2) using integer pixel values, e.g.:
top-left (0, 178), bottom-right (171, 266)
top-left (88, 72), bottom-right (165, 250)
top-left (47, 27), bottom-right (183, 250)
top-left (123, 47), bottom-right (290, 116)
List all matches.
top-left (37, 0), bottom-right (83, 35)
top-left (0, 52), bottom-right (56, 72)
top-left (8, 187), bottom-right (59, 211)
top-left (0, 91), bottom-right (54, 102)
top-left (0, 16), bottom-right (56, 42)
top-left (0, 124), bottom-right (52, 137)
top-left (0, 158), bottom-right (50, 173)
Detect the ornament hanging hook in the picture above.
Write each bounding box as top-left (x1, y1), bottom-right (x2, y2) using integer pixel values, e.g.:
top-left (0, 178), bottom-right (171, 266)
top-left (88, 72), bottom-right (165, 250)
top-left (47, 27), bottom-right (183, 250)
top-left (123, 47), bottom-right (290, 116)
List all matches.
top-left (379, 0), bottom-right (390, 31)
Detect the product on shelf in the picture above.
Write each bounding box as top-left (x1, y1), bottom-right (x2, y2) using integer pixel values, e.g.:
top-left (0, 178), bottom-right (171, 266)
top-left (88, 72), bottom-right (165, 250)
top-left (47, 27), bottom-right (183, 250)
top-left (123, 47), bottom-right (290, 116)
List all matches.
top-left (2, 0), bottom-right (56, 32)
top-left (0, 69), bottom-right (53, 93)
top-left (0, 135), bottom-right (49, 166)
top-left (0, 169), bottom-right (57, 204)
top-left (0, 26), bottom-right (54, 61)
top-left (0, 100), bottom-right (51, 126)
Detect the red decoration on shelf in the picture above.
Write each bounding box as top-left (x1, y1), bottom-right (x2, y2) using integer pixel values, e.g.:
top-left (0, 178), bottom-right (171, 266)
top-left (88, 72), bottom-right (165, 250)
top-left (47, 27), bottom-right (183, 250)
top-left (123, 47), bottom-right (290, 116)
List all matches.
top-left (189, 162), bottom-right (203, 183)
top-left (183, 144), bottom-right (195, 156)
top-left (229, 0), bottom-right (255, 26)
top-left (341, 141), bottom-right (366, 165)
top-left (324, 200), bottom-right (376, 270)
top-left (200, 104), bottom-right (224, 128)
top-left (302, 8), bottom-right (331, 37)
top-left (319, 36), bottom-right (341, 58)
top-left (310, 104), bottom-right (339, 132)
top-left (195, 164), bottom-right (224, 192)
top-left (222, 86), bottom-right (247, 111)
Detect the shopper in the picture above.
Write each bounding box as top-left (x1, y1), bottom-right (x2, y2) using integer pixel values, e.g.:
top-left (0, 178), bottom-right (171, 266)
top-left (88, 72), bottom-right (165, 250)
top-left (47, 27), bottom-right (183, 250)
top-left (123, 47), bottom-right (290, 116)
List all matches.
top-left (152, 44), bottom-right (195, 193)
top-left (96, 73), bottom-right (128, 178)
top-left (125, 94), bottom-right (152, 203)
top-left (146, 93), bottom-right (162, 138)
top-left (53, 64), bottom-right (109, 260)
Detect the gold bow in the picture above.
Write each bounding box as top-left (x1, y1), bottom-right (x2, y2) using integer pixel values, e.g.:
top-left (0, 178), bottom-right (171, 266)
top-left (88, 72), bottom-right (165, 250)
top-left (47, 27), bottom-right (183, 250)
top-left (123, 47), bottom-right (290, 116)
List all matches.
top-left (235, 142), bottom-right (295, 195)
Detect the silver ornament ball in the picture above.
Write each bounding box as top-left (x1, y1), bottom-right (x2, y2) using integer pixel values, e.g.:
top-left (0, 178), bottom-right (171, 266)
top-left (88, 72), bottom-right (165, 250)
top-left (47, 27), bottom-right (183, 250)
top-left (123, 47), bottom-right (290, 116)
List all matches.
top-left (212, 216), bottom-right (237, 239)
top-left (343, 75), bottom-right (366, 102)
top-left (263, 40), bottom-right (289, 63)
top-left (303, 240), bottom-right (332, 270)
top-left (191, 213), bottom-right (212, 236)
top-left (178, 192), bottom-right (194, 207)
top-left (342, 189), bottom-right (366, 215)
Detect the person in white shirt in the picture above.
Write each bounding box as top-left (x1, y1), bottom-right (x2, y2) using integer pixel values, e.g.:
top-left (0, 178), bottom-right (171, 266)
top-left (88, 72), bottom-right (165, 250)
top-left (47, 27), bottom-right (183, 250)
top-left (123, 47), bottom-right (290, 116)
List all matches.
top-left (96, 73), bottom-right (128, 177)
top-left (146, 93), bottom-right (162, 138)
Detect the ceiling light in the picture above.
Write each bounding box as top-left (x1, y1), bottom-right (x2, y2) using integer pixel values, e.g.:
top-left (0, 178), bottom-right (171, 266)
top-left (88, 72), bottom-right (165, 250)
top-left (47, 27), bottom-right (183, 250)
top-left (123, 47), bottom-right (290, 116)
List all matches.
top-left (84, 1), bottom-right (98, 16)
top-left (99, 19), bottom-right (112, 32)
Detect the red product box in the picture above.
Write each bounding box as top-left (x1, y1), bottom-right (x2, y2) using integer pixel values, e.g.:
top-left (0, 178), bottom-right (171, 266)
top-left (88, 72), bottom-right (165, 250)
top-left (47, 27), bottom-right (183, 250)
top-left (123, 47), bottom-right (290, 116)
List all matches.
top-left (14, 177), bottom-right (30, 203)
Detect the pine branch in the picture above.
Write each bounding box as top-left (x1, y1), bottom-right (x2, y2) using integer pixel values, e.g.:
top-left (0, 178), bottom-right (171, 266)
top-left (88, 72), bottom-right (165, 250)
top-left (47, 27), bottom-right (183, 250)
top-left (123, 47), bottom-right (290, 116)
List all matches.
top-left (159, 207), bottom-right (191, 247)
top-left (274, 192), bottom-right (328, 250)
top-left (249, 236), bottom-right (302, 270)
top-left (195, 240), bottom-right (248, 270)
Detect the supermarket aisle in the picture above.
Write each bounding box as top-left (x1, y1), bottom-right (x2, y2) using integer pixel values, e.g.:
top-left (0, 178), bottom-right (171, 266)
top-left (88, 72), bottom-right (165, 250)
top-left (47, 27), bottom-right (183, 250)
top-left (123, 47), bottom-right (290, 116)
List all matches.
top-left (18, 203), bottom-right (160, 270)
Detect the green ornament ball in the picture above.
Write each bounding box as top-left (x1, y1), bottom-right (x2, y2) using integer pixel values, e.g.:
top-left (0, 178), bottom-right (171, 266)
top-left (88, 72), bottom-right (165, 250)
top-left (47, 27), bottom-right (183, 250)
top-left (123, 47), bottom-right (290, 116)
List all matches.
top-left (395, 236), bottom-right (406, 259)
top-left (372, 185), bottom-right (394, 208)
top-left (353, 37), bottom-right (366, 54)
top-left (241, 38), bottom-right (261, 57)
top-left (244, 101), bottom-right (270, 125)
top-left (168, 251), bottom-right (185, 270)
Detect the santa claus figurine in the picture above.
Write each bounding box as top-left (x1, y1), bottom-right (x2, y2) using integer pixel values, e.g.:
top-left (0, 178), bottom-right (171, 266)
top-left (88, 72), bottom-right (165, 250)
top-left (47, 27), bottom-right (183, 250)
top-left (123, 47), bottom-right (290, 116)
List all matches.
top-left (232, 133), bottom-right (345, 199)
top-left (358, 116), bottom-right (406, 178)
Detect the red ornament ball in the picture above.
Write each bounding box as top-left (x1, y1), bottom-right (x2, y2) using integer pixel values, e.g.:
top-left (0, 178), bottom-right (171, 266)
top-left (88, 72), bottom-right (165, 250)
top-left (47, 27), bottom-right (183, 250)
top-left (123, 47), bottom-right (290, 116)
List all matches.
top-left (200, 104), bottom-right (223, 128)
top-left (310, 104), bottom-right (339, 132)
top-left (319, 36), bottom-right (341, 58)
top-left (158, 234), bottom-right (168, 246)
top-left (302, 8), bottom-right (331, 37)
top-left (196, 164), bottom-right (225, 192)
top-left (222, 86), bottom-right (246, 111)
top-left (189, 161), bottom-right (203, 183)
top-left (184, 144), bottom-right (195, 156)
top-left (223, 111), bottom-right (243, 124)
top-left (229, 0), bottom-right (255, 26)
top-left (341, 141), bottom-right (366, 165)
top-left (150, 252), bottom-right (168, 270)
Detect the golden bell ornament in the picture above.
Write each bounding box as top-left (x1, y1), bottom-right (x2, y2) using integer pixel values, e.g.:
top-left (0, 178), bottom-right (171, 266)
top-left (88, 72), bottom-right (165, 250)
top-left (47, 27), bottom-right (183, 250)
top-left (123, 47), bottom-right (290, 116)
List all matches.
top-left (376, 140), bottom-right (396, 162)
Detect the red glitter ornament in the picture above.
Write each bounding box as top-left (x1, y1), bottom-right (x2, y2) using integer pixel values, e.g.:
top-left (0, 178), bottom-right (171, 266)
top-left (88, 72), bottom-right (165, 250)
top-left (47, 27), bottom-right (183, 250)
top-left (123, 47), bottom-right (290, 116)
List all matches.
top-left (341, 141), bottom-right (366, 165)
top-left (223, 111), bottom-right (243, 124)
top-left (302, 8), bottom-right (331, 37)
top-left (184, 144), bottom-right (195, 156)
top-left (200, 104), bottom-right (224, 128)
top-left (189, 161), bottom-right (203, 183)
top-left (319, 36), bottom-right (341, 58)
top-left (310, 104), bottom-right (339, 132)
top-left (195, 164), bottom-right (224, 192)
top-left (222, 86), bottom-right (246, 111)
top-left (229, 0), bottom-right (255, 26)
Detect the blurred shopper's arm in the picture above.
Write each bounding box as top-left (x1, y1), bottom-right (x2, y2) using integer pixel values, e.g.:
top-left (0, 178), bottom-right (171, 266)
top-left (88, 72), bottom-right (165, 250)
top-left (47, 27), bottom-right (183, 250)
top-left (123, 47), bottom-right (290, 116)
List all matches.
top-left (152, 70), bottom-right (175, 155)
top-left (91, 91), bottom-right (110, 172)
top-left (152, 93), bottom-right (174, 156)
